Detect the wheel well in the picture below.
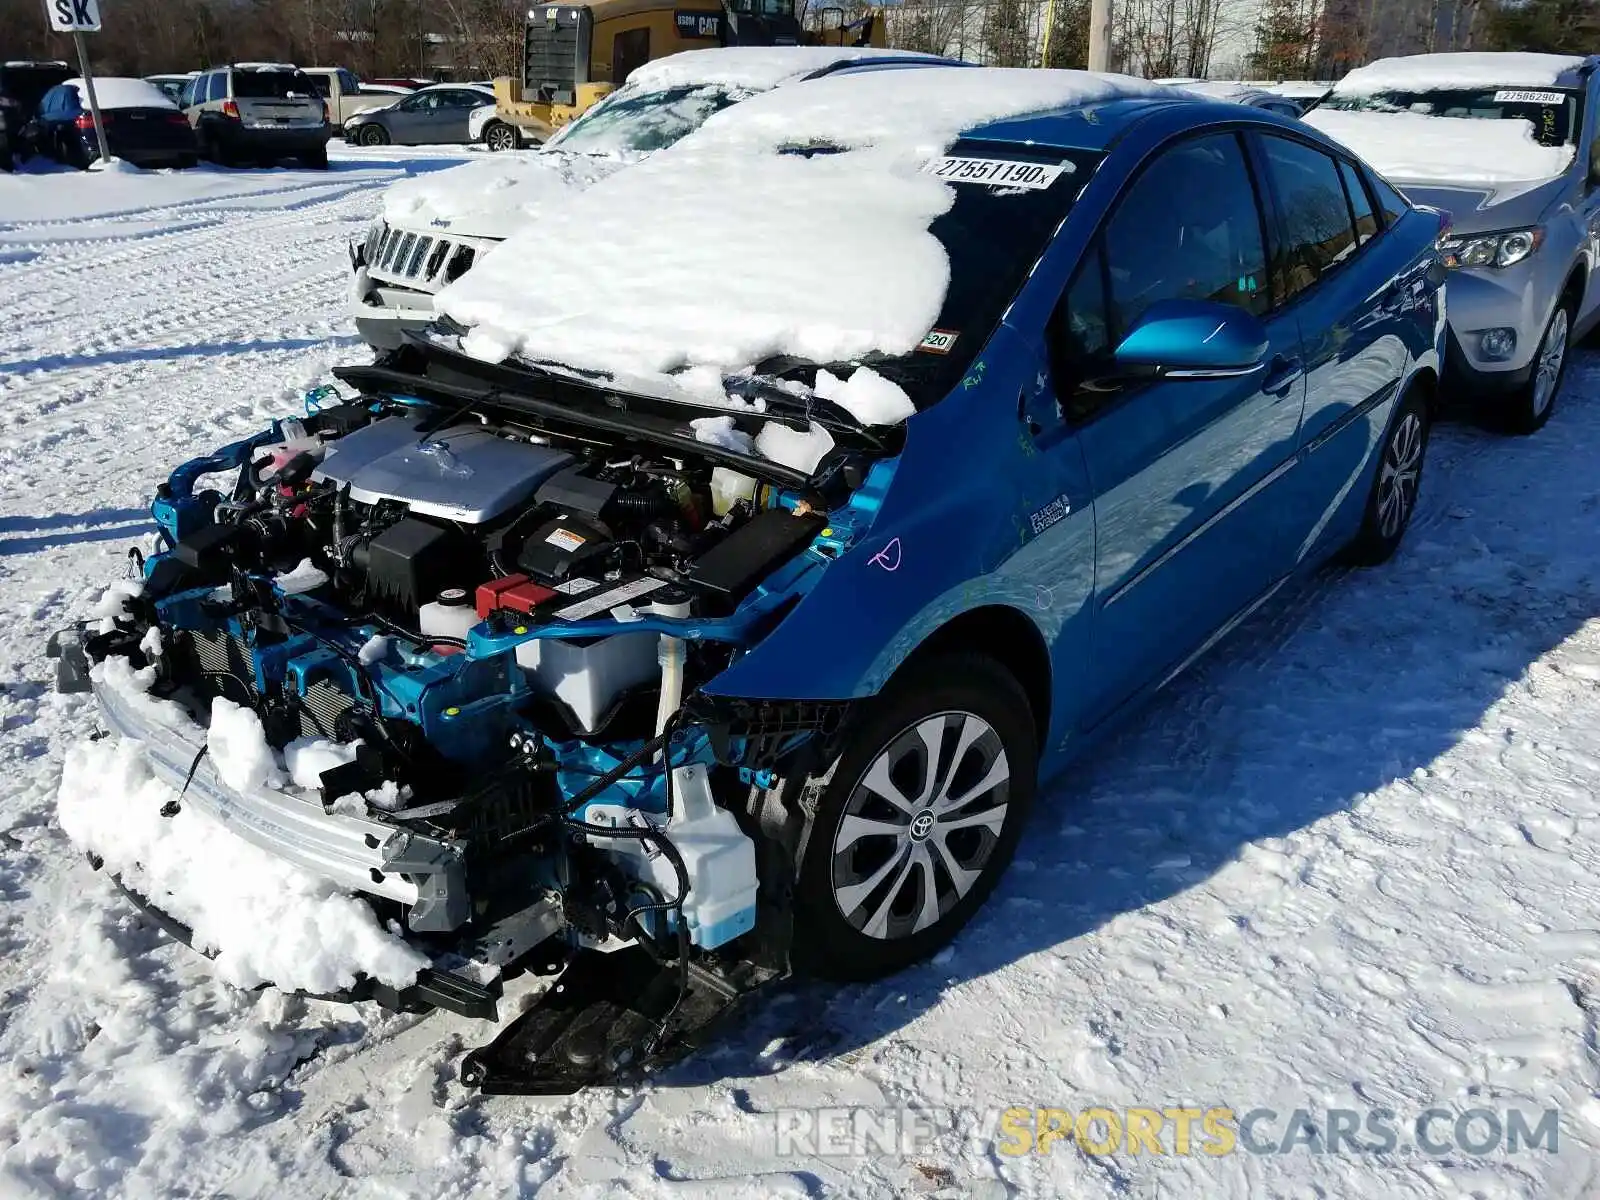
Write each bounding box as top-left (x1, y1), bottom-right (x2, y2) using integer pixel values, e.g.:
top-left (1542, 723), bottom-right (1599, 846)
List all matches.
top-left (1561, 263), bottom-right (1587, 313)
top-left (902, 605), bottom-right (1052, 750)
top-left (1408, 365), bottom-right (1439, 417)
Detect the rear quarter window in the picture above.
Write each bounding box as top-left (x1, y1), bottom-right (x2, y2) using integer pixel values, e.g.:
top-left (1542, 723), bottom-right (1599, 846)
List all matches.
top-left (1364, 170), bottom-right (1409, 228)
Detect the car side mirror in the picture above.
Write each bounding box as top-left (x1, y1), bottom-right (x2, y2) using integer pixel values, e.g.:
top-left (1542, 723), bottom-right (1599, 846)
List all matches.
top-left (1112, 298), bottom-right (1270, 378)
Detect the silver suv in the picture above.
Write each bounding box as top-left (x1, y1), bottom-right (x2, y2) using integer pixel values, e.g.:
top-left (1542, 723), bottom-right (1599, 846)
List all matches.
top-left (1309, 52), bottom-right (1600, 432)
top-left (180, 63), bottom-right (330, 169)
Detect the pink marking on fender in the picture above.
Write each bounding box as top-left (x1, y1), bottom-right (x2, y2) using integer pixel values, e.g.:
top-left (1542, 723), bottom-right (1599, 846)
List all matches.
top-left (869, 537), bottom-right (902, 572)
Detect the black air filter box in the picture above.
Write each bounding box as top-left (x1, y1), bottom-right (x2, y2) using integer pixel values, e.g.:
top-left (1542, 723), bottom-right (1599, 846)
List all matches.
top-left (359, 518), bottom-right (474, 616)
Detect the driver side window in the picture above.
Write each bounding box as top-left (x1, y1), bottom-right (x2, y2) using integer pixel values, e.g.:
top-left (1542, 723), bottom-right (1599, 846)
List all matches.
top-left (1103, 132), bottom-right (1271, 332)
top-left (1048, 132), bottom-right (1271, 422)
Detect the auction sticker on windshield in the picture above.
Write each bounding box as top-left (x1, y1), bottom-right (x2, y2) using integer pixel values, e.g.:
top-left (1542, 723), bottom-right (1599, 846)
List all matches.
top-left (1493, 89), bottom-right (1566, 105)
top-left (923, 156), bottom-right (1071, 189)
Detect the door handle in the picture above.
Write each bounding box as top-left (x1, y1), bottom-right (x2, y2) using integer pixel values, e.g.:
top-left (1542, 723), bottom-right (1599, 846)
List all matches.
top-left (1262, 355), bottom-right (1304, 395)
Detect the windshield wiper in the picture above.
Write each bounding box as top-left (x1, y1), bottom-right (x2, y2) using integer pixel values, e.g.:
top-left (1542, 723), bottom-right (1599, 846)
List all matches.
top-left (726, 371), bottom-right (887, 450)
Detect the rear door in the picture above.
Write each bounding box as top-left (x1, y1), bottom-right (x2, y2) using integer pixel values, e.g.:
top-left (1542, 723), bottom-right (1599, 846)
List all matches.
top-left (230, 69), bottom-right (323, 131)
top-left (426, 89), bottom-right (484, 143)
top-left (1251, 132), bottom-right (1422, 563)
top-left (1051, 130), bottom-right (1307, 721)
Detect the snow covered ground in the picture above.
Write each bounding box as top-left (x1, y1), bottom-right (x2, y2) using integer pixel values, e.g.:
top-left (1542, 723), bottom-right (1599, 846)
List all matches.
top-left (1, 145), bottom-right (1599, 1199)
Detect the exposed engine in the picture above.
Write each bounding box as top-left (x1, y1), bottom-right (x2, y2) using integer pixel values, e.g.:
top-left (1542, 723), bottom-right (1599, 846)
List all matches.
top-left (73, 390), bottom-right (854, 981)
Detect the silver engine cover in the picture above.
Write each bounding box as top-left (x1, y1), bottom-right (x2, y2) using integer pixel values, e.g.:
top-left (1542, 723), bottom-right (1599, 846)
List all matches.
top-left (313, 414), bottom-right (572, 524)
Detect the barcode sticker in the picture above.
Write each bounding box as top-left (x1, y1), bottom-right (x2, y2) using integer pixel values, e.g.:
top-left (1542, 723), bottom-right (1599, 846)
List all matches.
top-left (923, 156), bottom-right (1071, 190)
top-left (554, 576), bottom-right (668, 621)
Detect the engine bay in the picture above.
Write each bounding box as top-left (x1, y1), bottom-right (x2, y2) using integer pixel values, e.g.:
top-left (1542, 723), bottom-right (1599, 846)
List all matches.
top-left (70, 384), bottom-right (881, 968)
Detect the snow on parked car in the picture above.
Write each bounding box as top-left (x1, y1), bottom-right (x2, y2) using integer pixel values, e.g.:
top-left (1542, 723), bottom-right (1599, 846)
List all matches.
top-left (348, 46), bottom-right (960, 349)
top-left (1306, 51), bottom-right (1600, 433)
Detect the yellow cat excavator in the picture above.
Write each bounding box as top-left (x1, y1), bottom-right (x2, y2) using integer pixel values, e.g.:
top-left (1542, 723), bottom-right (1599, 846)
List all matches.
top-left (489, 0), bottom-right (887, 145)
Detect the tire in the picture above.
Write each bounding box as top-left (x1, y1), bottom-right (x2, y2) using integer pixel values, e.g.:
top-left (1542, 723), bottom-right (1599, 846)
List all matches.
top-left (1501, 301), bottom-right (1572, 436)
top-left (1346, 381), bottom-right (1430, 566)
top-left (299, 146), bottom-right (328, 169)
top-left (176, 154), bottom-right (197, 170)
top-left (205, 130), bottom-right (238, 167)
top-left (483, 121), bottom-right (519, 152)
top-left (358, 124), bottom-right (389, 147)
top-left (791, 653), bottom-right (1037, 981)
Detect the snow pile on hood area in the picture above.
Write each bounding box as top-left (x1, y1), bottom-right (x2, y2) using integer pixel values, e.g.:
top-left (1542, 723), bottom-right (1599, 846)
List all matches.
top-left (1331, 51), bottom-right (1586, 96)
top-left (56, 655), bottom-right (426, 995)
top-left (1305, 108), bottom-right (1575, 184)
top-left (380, 152), bottom-right (630, 233)
top-left (436, 68), bottom-right (1169, 452)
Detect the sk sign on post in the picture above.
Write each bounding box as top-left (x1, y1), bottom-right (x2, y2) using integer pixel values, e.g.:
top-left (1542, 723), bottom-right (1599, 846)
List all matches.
top-left (46, 0), bottom-right (101, 32)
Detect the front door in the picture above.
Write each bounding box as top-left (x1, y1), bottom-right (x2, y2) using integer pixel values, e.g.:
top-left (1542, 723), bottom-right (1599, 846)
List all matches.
top-left (1047, 131), bottom-right (1307, 724)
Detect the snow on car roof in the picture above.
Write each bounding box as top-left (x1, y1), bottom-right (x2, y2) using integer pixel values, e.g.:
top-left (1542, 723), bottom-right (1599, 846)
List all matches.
top-left (1305, 108), bottom-right (1575, 184)
top-left (1332, 52), bottom-right (1587, 96)
top-left (65, 77), bottom-right (177, 111)
top-left (621, 46), bottom-right (947, 93)
top-left (435, 68), bottom-right (1173, 408)
top-left (379, 49), bottom-right (949, 233)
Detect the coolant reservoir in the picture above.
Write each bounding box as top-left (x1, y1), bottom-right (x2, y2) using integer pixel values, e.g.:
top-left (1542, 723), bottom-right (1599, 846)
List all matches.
top-left (709, 467), bottom-right (758, 518)
top-left (418, 588), bottom-right (478, 648)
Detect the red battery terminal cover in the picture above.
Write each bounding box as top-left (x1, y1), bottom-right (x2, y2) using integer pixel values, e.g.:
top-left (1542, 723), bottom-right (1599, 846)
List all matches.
top-left (475, 574), bottom-right (557, 618)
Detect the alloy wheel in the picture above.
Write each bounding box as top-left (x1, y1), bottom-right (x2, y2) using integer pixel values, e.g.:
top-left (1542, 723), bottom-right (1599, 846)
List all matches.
top-left (830, 711), bottom-right (1010, 941)
top-left (359, 125), bottom-right (387, 147)
top-left (485, 124), bottom-right (517, 152)
top-left (1532, 307), bottom-right (1569, 419)
top-left (1376, 410), bottom-right (1424, 539)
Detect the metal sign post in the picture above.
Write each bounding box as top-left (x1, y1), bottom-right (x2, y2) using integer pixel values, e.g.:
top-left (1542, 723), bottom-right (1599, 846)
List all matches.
top-left (71, 31), bottom-right (110, 164)
top-left (44, 0), bottom-right (109, 165)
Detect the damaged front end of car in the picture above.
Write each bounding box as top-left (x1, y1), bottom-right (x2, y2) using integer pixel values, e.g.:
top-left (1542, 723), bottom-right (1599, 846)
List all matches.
top-left (52, 341), bottom-right (898, 1093)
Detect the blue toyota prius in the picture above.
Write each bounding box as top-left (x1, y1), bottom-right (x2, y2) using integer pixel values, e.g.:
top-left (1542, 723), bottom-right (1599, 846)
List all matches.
top-left (61, 77), bottom-right (1446, 1090)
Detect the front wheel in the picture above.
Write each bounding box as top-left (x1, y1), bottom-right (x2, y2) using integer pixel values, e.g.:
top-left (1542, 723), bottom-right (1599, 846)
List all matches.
top-left (358, 124), bottom-right (389, 147)
top-left (792, 653), bottom-right (1037, 981)
top-left (482, 121), bottom-right (519, 152)
top-left (1502, 302), bottom-right (1571, 436)
top-left (1346, 381), bottom-right (1429, 566)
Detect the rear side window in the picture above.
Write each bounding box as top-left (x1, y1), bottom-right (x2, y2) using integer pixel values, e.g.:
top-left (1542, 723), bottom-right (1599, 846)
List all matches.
top-left (1102, 131), bottom-right (1271, 330)
top-left (1338, 159), bottom-right (1379, 245)
top-left (1259, 135), bottom-right (1359, 299)
top-left (205, 74), bottom-right (223, 103)
top-left (1365, 171), bottom-right (1408, 227)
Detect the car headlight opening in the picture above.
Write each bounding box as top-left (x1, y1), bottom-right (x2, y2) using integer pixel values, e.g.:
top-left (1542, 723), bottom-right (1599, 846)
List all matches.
top-left (1439, 227), bottom-right (1543, 270)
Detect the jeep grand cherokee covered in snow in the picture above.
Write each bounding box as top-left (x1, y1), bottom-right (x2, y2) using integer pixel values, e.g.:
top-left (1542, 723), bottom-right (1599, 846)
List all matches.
top-left (57, 66), bottom-right (1446, 1092)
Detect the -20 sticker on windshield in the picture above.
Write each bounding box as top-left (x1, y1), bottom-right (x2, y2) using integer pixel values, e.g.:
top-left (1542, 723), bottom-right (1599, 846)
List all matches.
top-left (923, 156), bottom-right (1073, 190)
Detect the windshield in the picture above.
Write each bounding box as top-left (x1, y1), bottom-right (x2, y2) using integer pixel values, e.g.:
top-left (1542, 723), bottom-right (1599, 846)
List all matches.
top-left (1324, 86), bottom-right (1581, 147)
top-left (760, 140), bottom-right (1103, 410)
top-left (545, 83), bottom-right (750, 155)
top-left (233, 71), bottom-right (320, 101)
